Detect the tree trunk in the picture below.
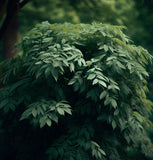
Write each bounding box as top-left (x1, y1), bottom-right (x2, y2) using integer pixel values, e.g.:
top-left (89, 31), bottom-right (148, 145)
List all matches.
top-left (3, 14), bottom-right (19, 59)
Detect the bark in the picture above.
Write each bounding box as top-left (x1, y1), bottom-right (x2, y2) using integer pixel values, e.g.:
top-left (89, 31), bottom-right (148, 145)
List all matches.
top-left (0, 0), bottom-right (30, 41)
top-left (3, 14), bottom-right (19, 59)
top-left (1, 0), bottom-right (29, 59)
top-left (0, 0), bottom-right (7, 21)
top-left (0, 0), bottom-right (29, 88)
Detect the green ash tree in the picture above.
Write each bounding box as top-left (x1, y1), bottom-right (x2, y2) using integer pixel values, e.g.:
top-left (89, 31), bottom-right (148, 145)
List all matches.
top-left (0, 22), bottom-right (153, 160)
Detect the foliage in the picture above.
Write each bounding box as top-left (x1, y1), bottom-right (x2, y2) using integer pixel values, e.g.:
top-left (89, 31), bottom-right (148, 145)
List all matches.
top-left (0, 22), bottom-right (153, 160)
top-left (18, 0), bottom-right (136, 33)
top-left (131, 0), bottom-right (153, 141)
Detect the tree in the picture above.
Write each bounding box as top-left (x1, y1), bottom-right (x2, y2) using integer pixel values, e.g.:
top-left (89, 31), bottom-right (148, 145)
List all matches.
top-left (0, 22), bottom-right (153, 160)
top-left (0, 0), bottom-right (29, 59)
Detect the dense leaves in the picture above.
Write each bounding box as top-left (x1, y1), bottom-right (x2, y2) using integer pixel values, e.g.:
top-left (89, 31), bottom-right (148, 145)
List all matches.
top-left (0, 22), bottom-right (153, 160)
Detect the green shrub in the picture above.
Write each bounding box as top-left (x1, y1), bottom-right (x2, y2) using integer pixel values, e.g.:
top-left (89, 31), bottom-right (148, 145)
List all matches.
top-left (0, 22), bottom-right (153, 160)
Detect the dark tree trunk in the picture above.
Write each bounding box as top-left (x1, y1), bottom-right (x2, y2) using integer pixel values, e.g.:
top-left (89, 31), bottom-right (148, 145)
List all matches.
top-left (3, 14), bottom-right (19, 59)
top-left (0, 0), bottom-right (29, 89)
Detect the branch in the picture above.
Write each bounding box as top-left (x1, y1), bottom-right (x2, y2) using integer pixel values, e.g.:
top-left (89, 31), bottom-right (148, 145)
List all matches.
top-left (19, 0), bottom-right (30, 9)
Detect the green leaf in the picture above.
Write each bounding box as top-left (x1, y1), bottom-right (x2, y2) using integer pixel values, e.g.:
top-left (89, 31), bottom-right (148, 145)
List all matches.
top-left (91, 141), bottom-right (100, 147)
top-left (51, 68), bottom-right (59, 81)
top-left (49, 114), bottom-right (58, 123)
top-left (57, 108), bottom-right (65, 115)
top-left (104, 97), bottom-right (111, 106)
top-left (70, 63), bottom-right (75, 72)
top-left (93, 79), bottom-right (98, 85)
top-left (42, 37), bottom-right (53, 43)
top-left (116, 61), bottom-right (126, 69)
top-left (109, 46), bottom-right (114, 52)
top-left (20, 108), bottom-right (32, 120)
top-left (99, 148), bottom-right (106, 156)
top-left (98, 81), bottom-right (107, 88)
top-left (40, 117), bottom-right (46, 128)
top-left (32, 108), bottom-right (37, 117)
top-left (64, 108), bottom-right (72, 115)
top-left (103, 45), bottom-right (108, 52)
top-left (100, 91), bottom-right (107, 99)
top-left (107, 56), bottom-right (116, 61)
top-left (112, 120), bottom-right (117, 129)
top-left (87, 74), bottom-right (96, 80)
top-left (68, 78), bottom-right (76, 85)
top-left (35, 61), bottom-right (42, 65)
top-left (78, 58), bottom-right (86, 66)
top-left (111, 99), bottom-right (117, 108)
top-left (46, 119), bottom-right (52, 127)
top-left (45, 67), bottom-right (51, 78)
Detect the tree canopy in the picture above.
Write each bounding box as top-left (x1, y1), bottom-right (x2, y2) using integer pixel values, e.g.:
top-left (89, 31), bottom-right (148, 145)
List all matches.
top-left (0, 22), bottom-right (153, 160)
